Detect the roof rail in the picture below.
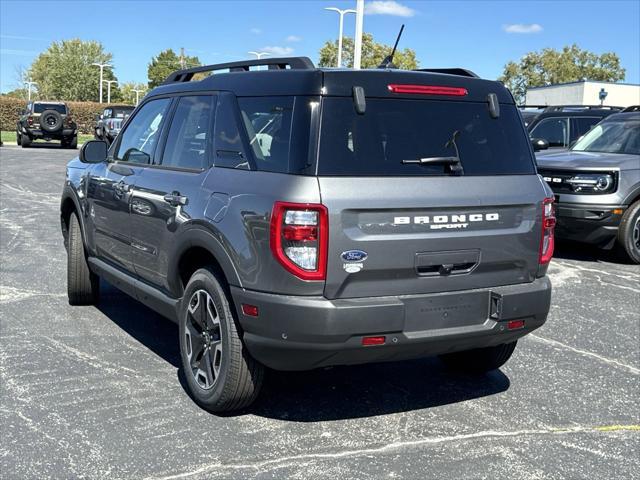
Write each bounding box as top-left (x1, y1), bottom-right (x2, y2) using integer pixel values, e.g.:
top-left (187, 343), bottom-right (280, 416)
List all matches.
top-left (622, 105), bottom-right (640, 112)
top-left (163, 56), bottom-right (315, 84)
top-left (413, 68), bottom-right (479, 78)
top-left (542, 105), bottom-right (624, 112)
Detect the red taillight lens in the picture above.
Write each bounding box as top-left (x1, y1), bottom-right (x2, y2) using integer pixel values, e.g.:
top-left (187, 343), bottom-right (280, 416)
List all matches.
top-left (65, 115), bottom-right (73, 125)
top-left (270, 202), bottom-right (328, 280)
top-left (387, 84), bottom-right (468, 96)
top-left (507, 319), bottom-right (525, 330)
top-left (539, 197), bottom-right (556, 265)
top-left (27, 116), bottom-right (33, 125)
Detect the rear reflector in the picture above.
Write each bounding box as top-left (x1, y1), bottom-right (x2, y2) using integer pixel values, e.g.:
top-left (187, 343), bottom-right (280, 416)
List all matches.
top-left (362, 336), bottom-right (386, 346)
top-left (387, 84), bottom-right (468, 96)
top-left (507, 320), bottom-right (525, 330)
top-left (241, 304), bottom-right (259, 317)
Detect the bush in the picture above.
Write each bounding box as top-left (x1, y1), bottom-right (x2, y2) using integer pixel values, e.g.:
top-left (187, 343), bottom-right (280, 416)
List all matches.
top-left (0, 96), bottom-right (133, 135)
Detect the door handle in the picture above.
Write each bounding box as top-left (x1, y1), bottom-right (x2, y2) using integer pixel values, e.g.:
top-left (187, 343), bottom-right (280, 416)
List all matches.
top-left (163, 191), bottom-right (188, 206)
top-left (113, 180), bottom-right (130, 194)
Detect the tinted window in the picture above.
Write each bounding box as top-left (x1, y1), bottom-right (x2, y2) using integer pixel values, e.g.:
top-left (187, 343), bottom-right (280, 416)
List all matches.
top-left (572, 117), bottom-right (600, 140)
top-left (115, 98), bottom-right (171, 164)
top-left (530, 117), bottom-right (569, 147)
top-left (34, 103), bottom-right (67, 114)
top-left (318, 98), bottom-right (535, 176)
top-left (161, 96), bottom-right (214, 169)
top-left (112, 107), bottom-right (134, 118)
top-left (213, 93), bottom-right (249, 169)
top-left (573, 118), bottom-right (640, 155)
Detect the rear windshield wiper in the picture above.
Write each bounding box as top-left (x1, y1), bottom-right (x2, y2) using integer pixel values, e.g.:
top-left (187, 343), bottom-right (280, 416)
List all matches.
top-left (402, 130), bottom-right (464, 175)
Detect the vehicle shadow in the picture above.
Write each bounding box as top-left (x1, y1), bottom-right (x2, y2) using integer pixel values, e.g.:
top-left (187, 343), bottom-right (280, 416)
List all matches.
top-left (24, 142), bottom-right (71, 149)
top-left (97, 281), bottom-right (511, 421)
top-left (553, 239), bottom-right (625, 264)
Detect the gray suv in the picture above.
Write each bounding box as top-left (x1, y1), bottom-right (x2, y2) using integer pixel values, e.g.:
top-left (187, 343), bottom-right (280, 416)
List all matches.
top-left (61, 57), bottom-right (554, 412)
top-left (537, 110), bottom-right (640, 263)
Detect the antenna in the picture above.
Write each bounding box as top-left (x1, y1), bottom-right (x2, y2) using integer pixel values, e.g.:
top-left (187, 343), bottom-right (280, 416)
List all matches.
top-left (378, 24), bottom-right (405, 69)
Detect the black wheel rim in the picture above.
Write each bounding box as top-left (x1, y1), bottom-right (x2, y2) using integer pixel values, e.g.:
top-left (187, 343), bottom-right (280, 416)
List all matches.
top-left (632, 215), bottom-right (640, 252)
top-left (184, 289), bottom-right (222, 390)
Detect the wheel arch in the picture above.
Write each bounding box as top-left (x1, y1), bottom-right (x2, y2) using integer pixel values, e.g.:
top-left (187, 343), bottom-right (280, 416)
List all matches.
top-left (60, 187), bottom-right (85, 247)
top-left (622, 184), bottom-right (640, 207)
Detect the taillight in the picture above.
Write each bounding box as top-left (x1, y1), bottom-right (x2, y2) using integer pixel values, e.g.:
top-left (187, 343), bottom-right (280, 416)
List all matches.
top-left (387, 84), bottom-right (468, 96)
top-left (539, 197), bottom-right (556, 265)
top-left (270, 201), bottom-right (328, 280)
top-left (27, 116), bottom-right (33, 125)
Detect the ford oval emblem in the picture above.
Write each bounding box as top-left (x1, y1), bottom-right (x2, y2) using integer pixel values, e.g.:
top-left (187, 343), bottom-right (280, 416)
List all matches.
top-left (341, 250), bottom-right (368, 262)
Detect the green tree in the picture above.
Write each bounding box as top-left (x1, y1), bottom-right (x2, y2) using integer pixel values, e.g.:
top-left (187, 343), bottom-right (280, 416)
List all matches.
top-left (318, 33), bottom-right (418, 70)
top-left (498, 44), bottom-right (626, 104)
top-left (29, 39), bottom-right (117, 101)
top-left (2, 88), bottom-right (32, 100)
top-left (147, 49), bottom-right (201, 88)
top-left (119, 81), bottom-right (147, 105)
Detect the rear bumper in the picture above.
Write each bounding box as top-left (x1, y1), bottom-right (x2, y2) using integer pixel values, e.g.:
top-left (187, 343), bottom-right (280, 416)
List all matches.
top-left (231, 277), bottom-right (551, 371)
top-left (21, 128), bottom-right (77, 139)
top-left (555, 202), bottom-right (625, 247)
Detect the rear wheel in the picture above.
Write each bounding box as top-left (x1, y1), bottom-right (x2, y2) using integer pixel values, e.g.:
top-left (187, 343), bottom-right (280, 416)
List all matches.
top-left (21, 133), bottom-right (31, 148)
top-left (67, 213), bottom-right (99, 305)
top-left (179, 268), bottom-right (263, 412)
top-left (16, 131), bottom-right (21, 145)
top-left (616, 201), bottom-right (640, 264)
top-left (439, 341), bottom-right (517, 374)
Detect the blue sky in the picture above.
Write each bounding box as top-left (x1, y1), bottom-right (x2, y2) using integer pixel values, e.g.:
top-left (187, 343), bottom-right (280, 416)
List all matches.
top-left (1, 0), bottom-right (639, 93)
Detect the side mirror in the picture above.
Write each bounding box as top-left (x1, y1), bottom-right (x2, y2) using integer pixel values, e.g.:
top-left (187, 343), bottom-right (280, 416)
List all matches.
top-left (80, 140), bottom-right (108, 163)
top-left (531, 138), bottom-right (549, 152)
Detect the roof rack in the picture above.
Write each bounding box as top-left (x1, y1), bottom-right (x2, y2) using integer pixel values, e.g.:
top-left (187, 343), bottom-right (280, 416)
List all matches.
top-left (622, 105), bottom-right (640, 112)
top-left (542, 105), bottom-right (624, 112)
top-left (163, 57), bottom-right (315, 84)
top-left (413, 68), bottom-right (479, 78)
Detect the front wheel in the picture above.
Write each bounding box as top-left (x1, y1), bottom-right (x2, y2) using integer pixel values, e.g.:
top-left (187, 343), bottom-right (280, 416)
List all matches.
top-left (439, 341), bottom-right (517, 374)
top-left (616, 201), bottom-right (640, 264)
top-left (21, 133), bottom-right (31, 148)
top-left (179, 268), bottom-right (263, 413)
top-left (67, 213), bottom-right (99, 305)
top-left (16, 131), bottom-right (21, 145)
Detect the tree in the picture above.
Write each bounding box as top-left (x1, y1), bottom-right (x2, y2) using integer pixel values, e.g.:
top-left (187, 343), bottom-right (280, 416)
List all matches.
top-left (119, 81), bottom-right (147, 105)
top-left (29, 39), bottom-right (117, 101)
top-left (498, 44), bottom-right (626, 104)
top-left (2, 88), bottom-right (32, 100)
top-left (318, 33), bottom-right (418, 70)
top-left (147, 49), bottom-right (201, 89)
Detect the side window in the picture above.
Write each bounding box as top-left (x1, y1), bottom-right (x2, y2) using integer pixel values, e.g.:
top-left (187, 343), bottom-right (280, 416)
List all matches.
top-left (161, 95), bottom-right (214, 170)
top-left (212, 93), bottom-right (249, 169)
top-left (237, 97), bottom-right (294, 173)
top-left (103, 108), bottom-right (111, 119)
top-left (530, 117), bottom-right (569, 147)
top-left (571, 117), bottom-right (600, 141)
top-left (115, 98), bottom-right (171, 164)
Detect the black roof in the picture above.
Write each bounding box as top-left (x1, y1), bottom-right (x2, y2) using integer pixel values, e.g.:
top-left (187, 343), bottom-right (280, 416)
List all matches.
top-left (146, 56), bottom-right (514, 104)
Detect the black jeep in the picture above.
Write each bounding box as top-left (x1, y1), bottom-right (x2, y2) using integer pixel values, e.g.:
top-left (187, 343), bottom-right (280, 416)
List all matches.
top-left (17, 101), bottom-right (78, 148)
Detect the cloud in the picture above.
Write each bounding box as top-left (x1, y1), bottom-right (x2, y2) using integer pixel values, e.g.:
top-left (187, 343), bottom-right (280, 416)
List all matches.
top-left (286, 35), bottom-right (302, 42)
top-left (503, 23), bottom-right (543, 34)
top-left (250, 28), bottom-right (262, 35)
top-left (0, 48), bottom-right (39, 56)
top-left (261, 46), bottom-right (294, 56)
top-left (364, 1), bottom-right (416, 17)
top-left (1, 34), bottom-right (48, 41)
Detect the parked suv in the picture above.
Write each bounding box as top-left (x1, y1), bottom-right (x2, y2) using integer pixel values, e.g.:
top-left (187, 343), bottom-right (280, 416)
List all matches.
top-left (17, 101), bottom-right (78, 148)
top-left (537, 110), bottom-right (640, 263)
top-left (61, 57), bottom-right (554, 412)
top-left (524, 105), bottom-right (621, 154)
top-left (94, 105), bottom-right (134, 145)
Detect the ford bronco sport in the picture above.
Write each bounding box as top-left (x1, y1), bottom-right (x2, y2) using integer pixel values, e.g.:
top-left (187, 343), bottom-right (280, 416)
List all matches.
top-left (61, 57), bottom-right (554, 412)
top-left (17, 101), bottom-right (78, 148)
top-left (94, 105), bottom-right (135, 145)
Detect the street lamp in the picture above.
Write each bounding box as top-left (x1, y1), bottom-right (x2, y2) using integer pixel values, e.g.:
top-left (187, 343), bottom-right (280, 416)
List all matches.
top-left (91, 62), bottom-right (112, 103)
top-left (248, 51), bottom-right (270, 59)
top-left (325, 6), bottom-right (356, 67)
top-left (104, 80), bottom-right (118, 104)
top-left (353, 0), bottom-right (364, 70)
top-left (132, 89), bottom-right (145, 106)
top-left (24, 79), bottom-right (37, 101)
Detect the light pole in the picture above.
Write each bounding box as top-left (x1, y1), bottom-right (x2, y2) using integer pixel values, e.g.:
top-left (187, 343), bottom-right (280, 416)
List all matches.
top-left (353, 0), bottom-right (364, 69)
top-left (104, 80), bottom-right (118, 104)
top-left (325, 7), bottom-right (356, 67)
top-left (92, 62), bottom-right (112, 103)
top-left (24, 79), bottom-right (37, 101)
top-left (132, 89), bottom-right (145, 106)
top-left (248, 51), bottom-right (270, 59)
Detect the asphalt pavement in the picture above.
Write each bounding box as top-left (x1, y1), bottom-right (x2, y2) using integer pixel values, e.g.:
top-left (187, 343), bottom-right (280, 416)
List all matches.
top-left (1, 144), bottom-right (638, 479)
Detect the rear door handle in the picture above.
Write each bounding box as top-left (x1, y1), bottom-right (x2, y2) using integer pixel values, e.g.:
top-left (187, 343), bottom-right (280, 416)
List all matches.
top-left (163, 191), bottom-right (188, 206)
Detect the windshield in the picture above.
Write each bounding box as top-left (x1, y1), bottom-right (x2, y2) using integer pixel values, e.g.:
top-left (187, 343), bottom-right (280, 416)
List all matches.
top-left (318, 98), bottom-right (535, 176)
top-left (112, 107), bottom-right (134, 118)
top-left (572, 118), bottom-right (640, 154)
top-left (34, 103), bottom-right (66, 114)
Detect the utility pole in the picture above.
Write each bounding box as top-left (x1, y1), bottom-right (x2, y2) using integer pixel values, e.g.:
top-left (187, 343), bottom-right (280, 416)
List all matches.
top-left (105, 80), bottom-right (118, 104)
top-left (353, 0), bottom-right (364, 69)
top-left (248, 51), bottom-right (270, 59)
top-left (132, 89), bottom-right (145, 105)
top-left (180, 47), bottom-right (186, 69)
top-left (24, 79), bottom-right (37, 101)
top-left (92, 63), bottom-right (112, 103)
top-left (325, 7), bottom-right (356, 67)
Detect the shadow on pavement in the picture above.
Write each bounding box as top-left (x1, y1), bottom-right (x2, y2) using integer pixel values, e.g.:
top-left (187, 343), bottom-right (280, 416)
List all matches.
top-left (97, 282), bottom-right (511, 421)
top-left (553, 239), bottom-right (626, 264)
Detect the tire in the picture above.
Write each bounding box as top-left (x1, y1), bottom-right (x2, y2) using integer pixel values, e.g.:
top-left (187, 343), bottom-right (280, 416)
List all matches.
top-left (62, 136), bottom-right (77, 149)
top-left (439, 341), bottom-right (517, 374)
top-left (67, 213), bottom-right (99, 305)
top-left (616, 201), bottom-right (640, 264)
top-left (40, 110), bottom-right (63, 133)
top-left (16, 131), bottom-right (21, 145)
top-left (179, 268), bottom-right (263, 412)
top-left (21, 133), bottom-right (31, 148)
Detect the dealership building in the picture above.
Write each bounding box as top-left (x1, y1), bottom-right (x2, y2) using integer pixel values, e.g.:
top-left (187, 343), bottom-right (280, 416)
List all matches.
top-left (525, 80), bottom-right (640, 107)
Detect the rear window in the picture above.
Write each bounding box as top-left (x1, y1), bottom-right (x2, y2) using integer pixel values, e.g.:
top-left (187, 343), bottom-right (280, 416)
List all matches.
top-left (34, 103), bottom-right (66, 114)
top-left (112, 107), bottom-right (134, 118)
top-left (318, 98), bottom-right (535, 176)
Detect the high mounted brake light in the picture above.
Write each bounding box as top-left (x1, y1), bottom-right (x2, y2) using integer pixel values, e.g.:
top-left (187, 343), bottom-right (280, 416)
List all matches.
top-left (387, 84), bottom-right (468, 96)
top-left (539, 197), bottom-right (556, 265)
top-left (270, 202), bottom-right (328, 281)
